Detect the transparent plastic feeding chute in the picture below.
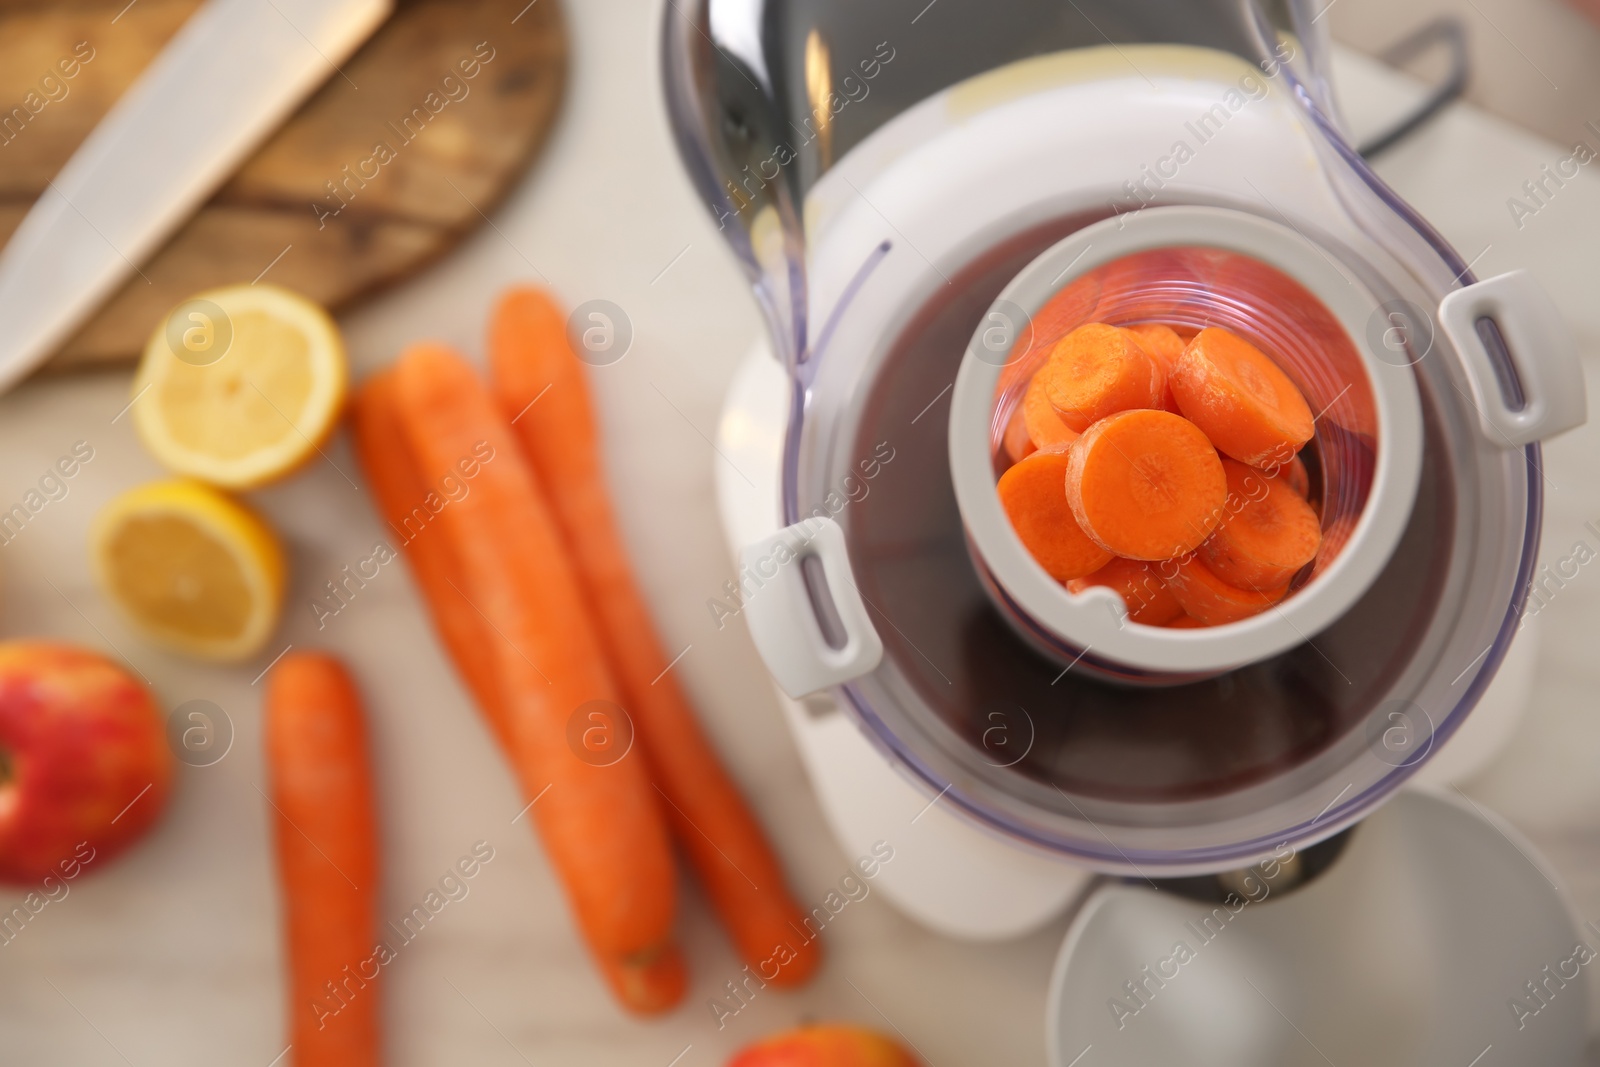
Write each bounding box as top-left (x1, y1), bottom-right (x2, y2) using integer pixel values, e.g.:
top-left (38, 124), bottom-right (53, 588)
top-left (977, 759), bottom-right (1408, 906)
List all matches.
top-left (661, 0), bottom-right (1584, 875)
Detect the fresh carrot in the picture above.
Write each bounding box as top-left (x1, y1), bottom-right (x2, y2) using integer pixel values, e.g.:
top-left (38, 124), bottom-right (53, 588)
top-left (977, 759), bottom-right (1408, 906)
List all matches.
top-left (488, 287), bottom-right (821, 988)
top-left (1022, 371), bottom-right (1079, 451)
top-left (1201, 460), bottom-right (1322, 590)
top-left (1169, 327), bottom-right (1314, 466)
top-left (1002, 400), bottom-right (1035, 463)
top-left (392, 343), bottom-right (681, 1012)
top-left (350, 372), bottom-right (510, 750)
top-left (1042, 323), bottom-right (1164, 432)
top-left (1068, 557), bottom-right (1184, 626)
top-left (1064, 409), bottom-right (1227, 561)
top-left (998, 446), bottom-right (1113, 581)
top-left (265, 652), bottom-right (381, 1067)
top-left (1123, 323), bottom-right (1185, 412)
top-left (1163, 555), bottom-right (1288, 624)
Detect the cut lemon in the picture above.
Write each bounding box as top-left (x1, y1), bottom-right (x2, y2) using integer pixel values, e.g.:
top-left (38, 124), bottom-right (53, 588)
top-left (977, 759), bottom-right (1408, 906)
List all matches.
top-left (131, 284), bottom-right (348, 489)
top-left (91, 480), bottom-right (286, 662)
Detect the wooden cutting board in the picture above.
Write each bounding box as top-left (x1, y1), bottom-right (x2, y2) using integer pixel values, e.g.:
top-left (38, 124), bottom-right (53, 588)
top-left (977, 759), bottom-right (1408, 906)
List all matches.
top-left (0, 0), bottom-right (567, 372)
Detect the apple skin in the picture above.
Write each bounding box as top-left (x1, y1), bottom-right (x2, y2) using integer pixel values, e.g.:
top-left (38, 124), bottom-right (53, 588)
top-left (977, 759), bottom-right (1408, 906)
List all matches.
top-left (728, 1025), bottom-right (922, 1067)
top-left (0, 641), bottom-right (173, 883)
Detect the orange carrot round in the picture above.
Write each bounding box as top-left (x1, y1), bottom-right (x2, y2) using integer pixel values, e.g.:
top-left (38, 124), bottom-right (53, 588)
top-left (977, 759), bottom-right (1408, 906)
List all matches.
top-left (1064, 409), bottom-right (1227, 561)
top-left (1163, 555), bottom-right (1288, 624)
top-left (1170, 327), bottom-right (1314, 465)
top-left (393, 343), bottom-right (681, 1011)
top-left (1042, 323), bottom-right (1164, 432)
top-left (1123, 323), bottom-right (1184, 412)
top-left (488, 288), bottom-right (820, 989)
top-left (1279, 453), bottom-right (1311, 499)
top-left (265, 652), bottom-right (381, 1067)
top-left (997, 447), bottom-right (1113, 581)
top-left (1201, 460), bottom-right (1322, 590)
top-left (1068, 557), bottom-right (1184, 626)
top-left (1022, 371), bottom-right (1079, 451)
top-left (1163, 613), bottom-right (1206, 628)
top-left (1002, 400), bottom-right (1035, 463)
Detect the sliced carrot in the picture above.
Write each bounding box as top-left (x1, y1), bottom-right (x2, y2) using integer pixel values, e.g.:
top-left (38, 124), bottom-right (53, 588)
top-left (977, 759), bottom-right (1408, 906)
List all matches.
top-left (1164, 555), bottom-right (1288, 625)
top-left (1022, 372), bottom-right (1079, 451)
top-left (1041, 323), bottom-right (1164, 432)
top-left (1201, 460), bottom-right (1322, 590)
top-left (1064, 409), bottom-right (1226, 561)
top-left (1002, 401), bottom-right (1035, 463)
top-left (1169, 327), bottom-right (1314, 466)
top-left (997, 447), bottom-right (1113, 581)
top-left (1122, 323), bottom-right (1184, 412)
top-left (488, 287), bottom-right (820, 989)
top-left (1162, 613), bottom-right (1206, 628)
top-left (265, 652), bottom-right (380, 1067)
top-left (1068, 557), bottom-right (1184, 626)
top-left (392, 343), bottom-right (681, 1012)
top-left (1278, 453), bottom-right (1311, 499)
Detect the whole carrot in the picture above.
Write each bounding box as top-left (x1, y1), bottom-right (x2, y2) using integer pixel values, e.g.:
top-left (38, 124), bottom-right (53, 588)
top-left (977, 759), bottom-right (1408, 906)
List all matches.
top-left (391, 343), bottom-right (683, 1011)
top-left (264, 652), bottom-right (381, 1067)
top-left (353, 371), bottom-right (685, 1013)
top-left (489, 287), bottom-right (821, 987)
top-left (349, 371), bottom-right (510, 750)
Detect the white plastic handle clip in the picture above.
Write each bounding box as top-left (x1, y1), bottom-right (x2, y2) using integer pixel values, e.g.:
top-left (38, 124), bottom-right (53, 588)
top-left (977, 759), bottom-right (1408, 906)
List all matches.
top-left (738, 517), bottom-right (884, 699)
top-left (1438, 270), bottom-right (1587, 447)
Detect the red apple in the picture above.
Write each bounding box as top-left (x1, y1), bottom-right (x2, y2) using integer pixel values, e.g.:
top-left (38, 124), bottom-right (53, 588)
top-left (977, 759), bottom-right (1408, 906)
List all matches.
top-left (0, 641), bottom-right (173, 882)
top-left (728, 1024), bottom-right (922, 1067)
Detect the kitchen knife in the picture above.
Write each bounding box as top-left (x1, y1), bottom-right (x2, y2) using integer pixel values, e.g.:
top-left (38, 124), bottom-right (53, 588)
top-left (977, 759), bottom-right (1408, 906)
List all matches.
top-left (0, 0), bottom-right (393, 393)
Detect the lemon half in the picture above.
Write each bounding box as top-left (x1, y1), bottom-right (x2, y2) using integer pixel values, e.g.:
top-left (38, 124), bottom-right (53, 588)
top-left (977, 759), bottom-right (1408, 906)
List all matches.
top-left (131, 285), bottom-right (347, 489)
top-left (91, 480), bottom-right (285, 662)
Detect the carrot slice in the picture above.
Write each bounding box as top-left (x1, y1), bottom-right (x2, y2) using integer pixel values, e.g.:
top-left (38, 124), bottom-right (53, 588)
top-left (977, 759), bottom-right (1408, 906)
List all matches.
top-left (1023, 372), bottom-right (1079, 450)
top-left (1162, 613), bottom-right (1206, 628)
top-left (1041, 323), bottom-right (1164, 432)
top-left (1067, 557), bottom-right (1184, 626)
top-left (1064, 409), bottom-right (1227, 561)
top-left (1170, 328), bottom-right (1314, 466)
top-left (1002, 400), bottom-right (1035, 463)
top-left (1123, 323), bottom-right (1184, 412)
top-left (997, 447), bottom-right (1113, 581)
top-left (1164, 555), bottom-right (1288, 625)
top-left (1201, 459), bottom-right (1322, 590)
top-left (488, 288), bottom-right (820, 989)
top-left (392, 343), bottom-right (681, 1012)
top-left (1278, 453), bottom-right (1311, 499)
top-left (265, 652), bottom-right (381, 1067)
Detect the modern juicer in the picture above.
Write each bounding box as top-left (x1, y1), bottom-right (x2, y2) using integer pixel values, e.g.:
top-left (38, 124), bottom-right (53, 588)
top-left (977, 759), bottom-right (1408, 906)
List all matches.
top-left (660, 0), bottom-right (1587, 959)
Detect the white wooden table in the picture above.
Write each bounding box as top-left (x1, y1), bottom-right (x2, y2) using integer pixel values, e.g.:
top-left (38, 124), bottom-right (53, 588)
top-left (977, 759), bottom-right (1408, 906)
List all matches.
top-left (0, 5), bottom-right (1596, 1063)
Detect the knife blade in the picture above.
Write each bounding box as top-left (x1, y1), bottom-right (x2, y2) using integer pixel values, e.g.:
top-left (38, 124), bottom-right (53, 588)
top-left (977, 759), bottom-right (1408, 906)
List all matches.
top-left (0, 0), bottom-right (393, 393)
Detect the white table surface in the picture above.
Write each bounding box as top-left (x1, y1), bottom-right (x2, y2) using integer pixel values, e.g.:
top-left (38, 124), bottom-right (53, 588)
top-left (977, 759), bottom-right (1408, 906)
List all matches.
top-left (0, 6), bottom-right (1597, 1064)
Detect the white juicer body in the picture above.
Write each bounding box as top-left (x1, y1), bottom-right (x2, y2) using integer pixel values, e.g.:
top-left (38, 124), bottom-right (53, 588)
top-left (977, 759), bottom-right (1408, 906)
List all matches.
top-left (711, 46), bottom-right (1561, 938)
